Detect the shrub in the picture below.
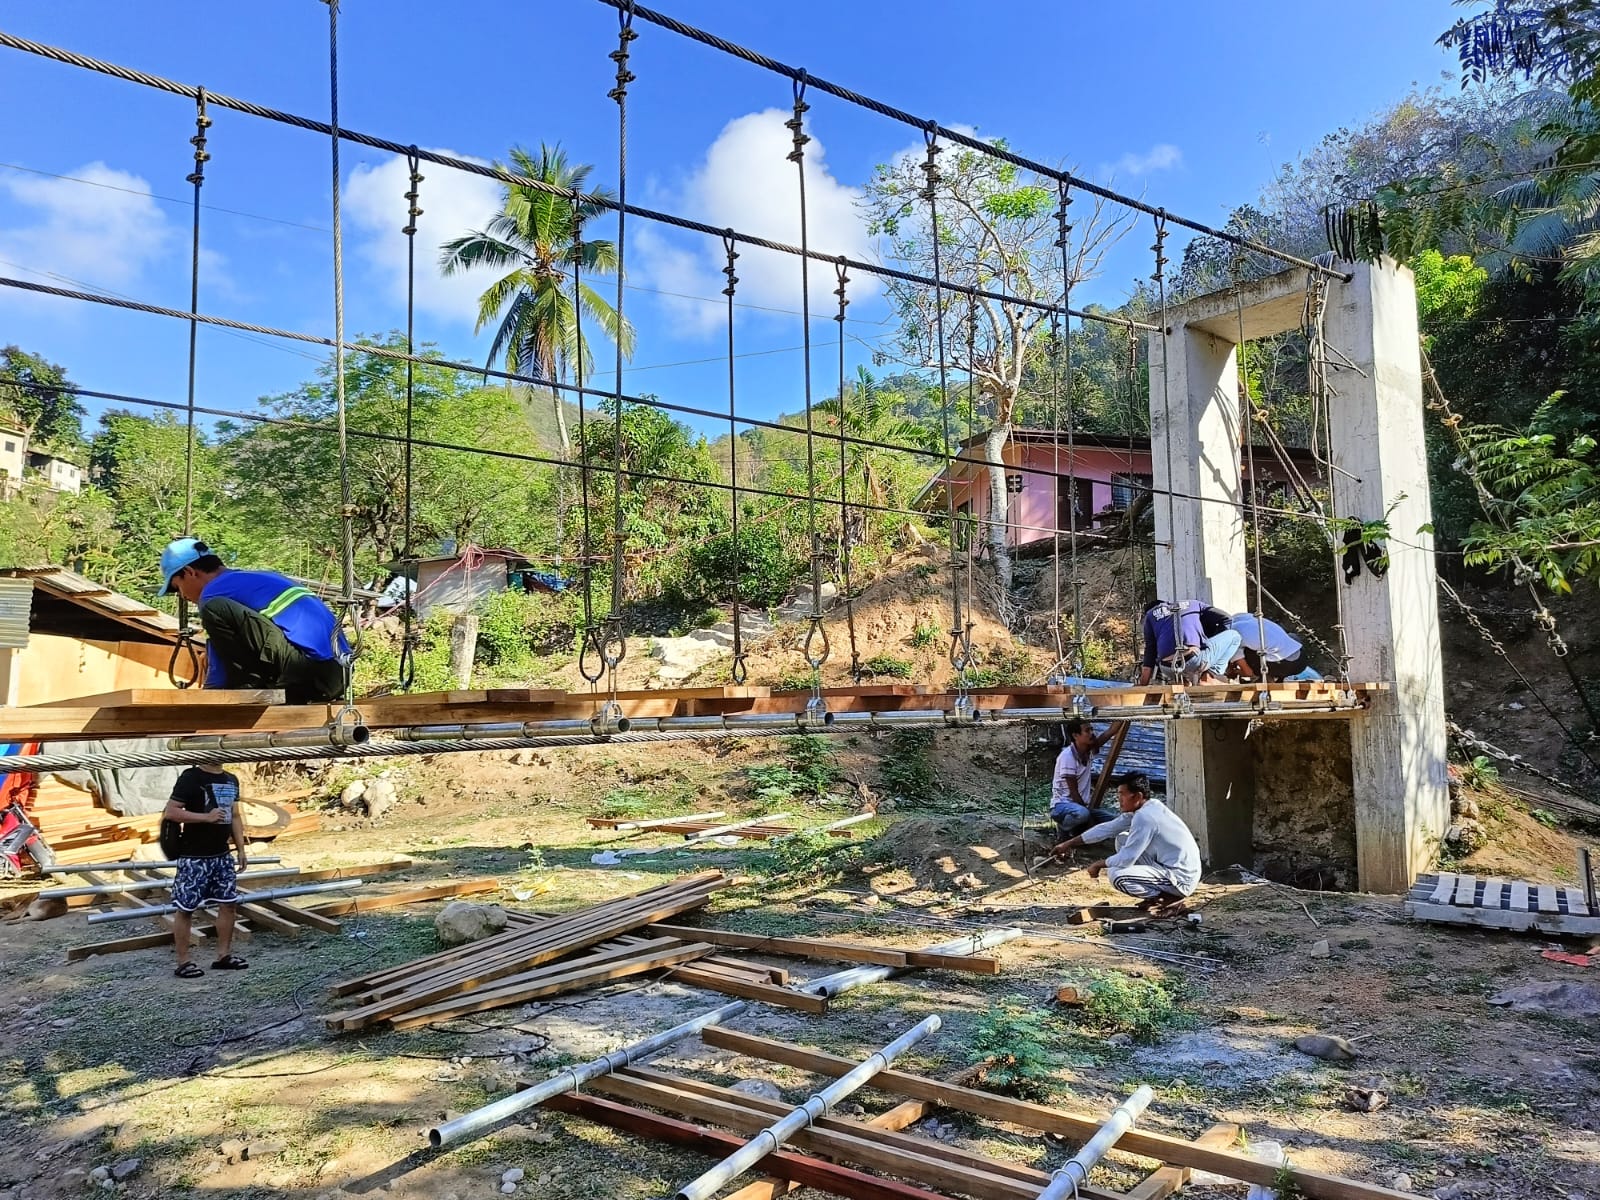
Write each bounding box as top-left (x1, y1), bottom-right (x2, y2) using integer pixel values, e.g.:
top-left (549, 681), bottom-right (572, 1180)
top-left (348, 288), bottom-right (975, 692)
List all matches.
top-left (970, 1000), bottom-right (1062, 1100)
top-left (678, 520), bottom-right (803, 609)
top-left (862, 654), bottom-right (914, 678)
top-left (879, 728), bottom-right (939, 802)
top-left (476, 588), bottom-right (580, 671)
top-left (910, 618), bottom-right (939, 649)
top-left (745, 735), bottom-right (841, 802)
top-left (1070, 970), bottom-right (1186, 1044)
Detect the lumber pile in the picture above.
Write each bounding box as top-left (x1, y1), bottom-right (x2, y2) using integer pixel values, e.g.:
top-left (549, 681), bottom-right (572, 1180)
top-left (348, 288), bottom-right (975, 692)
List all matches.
top-left (326, 871), bottom-right (733, 1032)
top-left (541, 1028), bottom-right (1414, 1200)
top-left (25, 777), bottom-right (159, 865)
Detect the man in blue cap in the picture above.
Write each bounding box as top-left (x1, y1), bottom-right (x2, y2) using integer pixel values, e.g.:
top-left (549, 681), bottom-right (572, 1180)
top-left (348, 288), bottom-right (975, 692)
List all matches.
top-left (160, 537), bottom-right (348, 703)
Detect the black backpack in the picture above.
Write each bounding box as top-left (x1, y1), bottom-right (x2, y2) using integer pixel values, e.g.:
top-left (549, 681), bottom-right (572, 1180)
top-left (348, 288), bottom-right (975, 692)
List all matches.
top-left (1197, 605), bottom-right (1232, 640)
top-left (158, 817), bottom-right (185, 860)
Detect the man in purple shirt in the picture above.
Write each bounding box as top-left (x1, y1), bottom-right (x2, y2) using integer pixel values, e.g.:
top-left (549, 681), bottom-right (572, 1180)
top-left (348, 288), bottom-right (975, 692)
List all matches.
top-left (1137, 600), bottom-right (1249, 685)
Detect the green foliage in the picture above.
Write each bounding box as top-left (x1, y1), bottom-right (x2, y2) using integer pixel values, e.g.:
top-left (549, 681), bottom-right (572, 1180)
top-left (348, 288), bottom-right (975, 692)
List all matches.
top-left (969, 1000), bottom-right (1062, 1100)
top-left (744, 735), bottom-right (842, 803)
top-left (0, 344), bottom-right (84, 448)
top-left (878, 728), bottom-right (939, 802)
top-left (354, 610), bottom-right (456, 694)
top-left (677, 519), bottom-right (802, 609)
top-left (1412, 249), bottom-right (1488, 337)
top-left (962, 644), bottom-right (1035, 688)
top-left (861, 654), bottom-right (913, 678)
top-left (910, 617), bottom-right (939, 648)
top-left (1462, 754), bottom-right (1502, 787)
top-left (1069, 970), bottom-right (1187, 1044)
top-left (1532, 807), bottom-right (1561, 828)
top-left (476, 588), bottom-right (580, 676)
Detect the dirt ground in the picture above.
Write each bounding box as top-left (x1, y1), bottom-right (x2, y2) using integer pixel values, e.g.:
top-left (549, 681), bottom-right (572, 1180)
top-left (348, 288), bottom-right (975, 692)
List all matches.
top-left (2, 737), bottom-right (1598, 1200)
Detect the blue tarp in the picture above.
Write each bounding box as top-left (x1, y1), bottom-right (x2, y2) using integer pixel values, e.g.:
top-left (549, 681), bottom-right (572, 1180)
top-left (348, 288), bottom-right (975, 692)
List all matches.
top-left (1055, 677), bottom-right (1168, 784)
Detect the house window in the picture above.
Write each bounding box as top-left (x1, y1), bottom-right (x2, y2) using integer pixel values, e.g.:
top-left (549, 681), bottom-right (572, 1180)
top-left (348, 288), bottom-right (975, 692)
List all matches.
top-left (3, 441), bottom-right (13, 453)
top-left (1110, 472), bottom-right (1152, 509)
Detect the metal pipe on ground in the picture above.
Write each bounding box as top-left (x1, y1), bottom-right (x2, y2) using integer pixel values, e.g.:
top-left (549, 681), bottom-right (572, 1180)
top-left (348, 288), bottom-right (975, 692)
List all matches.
top-left (1035, 1084), bottom-right (1155, 1199)
top-left (428, 1000), bottom-right (747, 1149)
top-left (683, 813), bottom-right (792, 843)
top-left (85, 877), bottom-right (363, 923)
top-left (167, 725), bottom-right (371, 752)
top-left (672, 1013), bottom-right (942, 1200)
top-left (801, 929), bottom-right (1023, 999)
top-left (41, 856), bottom-right (283, 875)
top-left (41, 867), bottom-right (303, 898)
top-left (774, 812), bottom-right (875, 840)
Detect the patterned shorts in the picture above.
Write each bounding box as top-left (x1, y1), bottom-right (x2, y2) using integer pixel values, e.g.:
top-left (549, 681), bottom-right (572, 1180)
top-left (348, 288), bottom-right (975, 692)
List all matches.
top-left (171, 855), bottom-right (239, 912)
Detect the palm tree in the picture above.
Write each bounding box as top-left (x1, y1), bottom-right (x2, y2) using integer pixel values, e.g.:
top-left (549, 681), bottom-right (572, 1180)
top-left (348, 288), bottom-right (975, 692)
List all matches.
top-left (440, 144), bottom-right (635, 542)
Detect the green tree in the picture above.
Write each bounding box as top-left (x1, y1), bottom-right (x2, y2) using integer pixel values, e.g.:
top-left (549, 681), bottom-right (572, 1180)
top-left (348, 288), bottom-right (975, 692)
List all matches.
top-left (440, 144), bottom-right (635, 542)
top-left (0, 345), bottom-right (85, 453)
top-left (225, 336), bottom-right (556, 587)
top-left (0, 480), bottom-right (117, 575)
top-left (864, 141), bottom-right (1129, 598)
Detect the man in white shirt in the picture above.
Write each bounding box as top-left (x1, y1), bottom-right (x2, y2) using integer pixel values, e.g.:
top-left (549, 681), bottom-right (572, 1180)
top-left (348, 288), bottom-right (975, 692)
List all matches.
top-left (1048, 719), bottom-right (1117, 839)
top-left (1229, 612), bottom-right (1309, 682)
top-left (1053, 771), bottom-right (1201, 911)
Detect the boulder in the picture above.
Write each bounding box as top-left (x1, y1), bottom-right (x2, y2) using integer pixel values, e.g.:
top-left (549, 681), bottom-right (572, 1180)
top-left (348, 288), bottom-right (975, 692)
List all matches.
top-left (339, 780), bottom-right (367, 809)
top-left (363, 778), bottom-right (399, 822)
top-left (1489, 981), bottom-right (1600, 1018)
top-left (435, 902), bottom-right (510, 947)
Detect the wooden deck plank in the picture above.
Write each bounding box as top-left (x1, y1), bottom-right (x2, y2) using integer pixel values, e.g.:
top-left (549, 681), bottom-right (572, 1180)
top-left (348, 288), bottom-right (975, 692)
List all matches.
top-left (30, 688), bottom-right (285, 708)
top-left (1452, 874), bottom-right (1478, 906)
top-left (1509, 880), bottom-right (1530, 912)
top-left (2, 680), bottom-right (1381, 742)
top-left (1427, 873), bottom-right (1457, 905)
top-left (1481, 879), bottom-right (1506, 910)
top-left (1565, 887), bottom-right (1591, 917)
top-left (1536, 884), bottom-right (1560, 914)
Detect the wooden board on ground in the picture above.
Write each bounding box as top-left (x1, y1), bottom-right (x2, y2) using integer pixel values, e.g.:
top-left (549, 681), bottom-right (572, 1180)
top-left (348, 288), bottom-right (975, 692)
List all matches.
top-left (306, 877), bottom-right (499, 917)
top-left (1405, 872), bottom-right (1600, 937)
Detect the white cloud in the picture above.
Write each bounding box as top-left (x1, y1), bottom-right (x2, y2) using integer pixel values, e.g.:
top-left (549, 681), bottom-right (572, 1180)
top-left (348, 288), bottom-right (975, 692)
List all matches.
top-left (0, 162), bottom-right (171, 292)
top-left (634, 109), bottom-right (877, 337)
top-left (1099, 143), bottom-right (1182, 179)
top-left (344, 150), bottom-right (505, 325)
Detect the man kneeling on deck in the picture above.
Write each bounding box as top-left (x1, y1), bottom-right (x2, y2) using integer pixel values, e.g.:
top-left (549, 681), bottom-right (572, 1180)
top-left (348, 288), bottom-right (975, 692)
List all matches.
top-left (159, 537), bottom-right (348, 704)
top-left (1052, 771), bottom-right (1200, 911)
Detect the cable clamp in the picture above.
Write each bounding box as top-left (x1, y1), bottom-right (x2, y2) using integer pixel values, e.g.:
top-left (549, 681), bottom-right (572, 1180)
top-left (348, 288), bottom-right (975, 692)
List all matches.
top-left (591, 701), bottom-right (630, 738)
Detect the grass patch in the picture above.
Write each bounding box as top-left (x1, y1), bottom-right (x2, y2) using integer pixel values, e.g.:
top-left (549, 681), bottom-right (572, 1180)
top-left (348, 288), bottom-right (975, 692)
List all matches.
top-left (1064, 970), bottom-right (1189, 1044)
top-left (969, 1000), bottom-right (1063, 1100)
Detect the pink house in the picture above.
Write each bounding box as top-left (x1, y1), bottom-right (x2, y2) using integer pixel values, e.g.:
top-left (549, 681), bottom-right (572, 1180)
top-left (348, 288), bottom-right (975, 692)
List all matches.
top-left (916, 429), bottom-right (1320, 548)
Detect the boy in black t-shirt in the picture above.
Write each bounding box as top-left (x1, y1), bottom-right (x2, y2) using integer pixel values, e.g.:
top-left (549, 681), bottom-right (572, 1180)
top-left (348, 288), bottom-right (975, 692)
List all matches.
top-left (163, 764), bottom-right (249, 978)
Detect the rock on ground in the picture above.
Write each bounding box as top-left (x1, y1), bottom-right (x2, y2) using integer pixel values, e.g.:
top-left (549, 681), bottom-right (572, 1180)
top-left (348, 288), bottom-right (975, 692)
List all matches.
top-left (435, 902), bottom-right (510, 946)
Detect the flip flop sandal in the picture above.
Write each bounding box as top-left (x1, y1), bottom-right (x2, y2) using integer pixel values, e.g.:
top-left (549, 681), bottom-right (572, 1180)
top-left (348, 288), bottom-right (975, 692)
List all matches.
top-left (174, 961), bottom-right (204, 979)
top-left (211, 955), bottom-right (249, 970)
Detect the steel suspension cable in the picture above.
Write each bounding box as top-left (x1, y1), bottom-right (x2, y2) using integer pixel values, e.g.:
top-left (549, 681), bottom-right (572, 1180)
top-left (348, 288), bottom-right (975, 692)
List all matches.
top-left (834, 258), bottom-right (860, 683)
top-left (921, 133), bottom-right (972, 704)
top-left (599, 3), bottom-right (637, 722)
top-left (791, 76), bottom-right (831, 719)
top-left (397, 147), bottom-right (424, 692)
top-left (324, 0), bottom-right (360, 720)
top-left (1151, 214), bottom-right (1185, 677)
top-left (574, 204), bottom-right (606, 687)
top-left (1056, 181), bottom-right (1084, 677)
top-left (960, 295), bottom-right (979, 651)
top-left (168, 88), bottom-right (210, 689)
top-left (1234, 257), bottom-right (1268, 680)
top-left (722, 235), bottom-right (749, 685)
top-left (1048, 309), bottom-right (1065, 669)
top-left (1304, 272), bottom-right (1354, 681)
top-left (0, 30), bottom-right (1158, 337)
top-left (587, 0), bottom-right (1348, 283)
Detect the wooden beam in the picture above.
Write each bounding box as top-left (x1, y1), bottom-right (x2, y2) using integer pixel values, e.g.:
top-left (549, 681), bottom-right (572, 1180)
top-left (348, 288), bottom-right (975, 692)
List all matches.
top-left (648, 924), bottom-right (909, 967)
top-left (544, 1092), bottom-right (959, 1200)
top-left (1124, 1123), bottom-right (1239, 1200)
top-left (667, 965), bottom-right (829, 1014)
top-left (31, 688), bottom-right (285, 707)
top-left (697, 1028), bottom-right (1416, 1200)
top-left (305, 877), bottom-right (499, 916)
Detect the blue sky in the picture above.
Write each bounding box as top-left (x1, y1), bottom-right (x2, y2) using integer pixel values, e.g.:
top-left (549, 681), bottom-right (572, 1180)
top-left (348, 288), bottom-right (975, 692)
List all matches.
top-left (0, 0), bottom-right (1465, 446)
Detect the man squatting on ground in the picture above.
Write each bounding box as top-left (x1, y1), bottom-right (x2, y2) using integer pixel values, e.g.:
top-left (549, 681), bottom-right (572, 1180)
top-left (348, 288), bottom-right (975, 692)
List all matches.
top-left (160, 537), bottom-right (348, 704)
top-left (162, 763), bottom-right (250, 978)
top-left (1049, 718), bottom-right (1117, 840)
top-left (1137, 599), bottom-right (1249, 686)
top-left (1053, 771), bottom-right (1202, 911)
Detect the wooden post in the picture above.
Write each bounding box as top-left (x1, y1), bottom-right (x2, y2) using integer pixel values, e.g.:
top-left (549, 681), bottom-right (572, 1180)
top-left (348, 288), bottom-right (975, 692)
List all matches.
top-left (448, 614), bottom-right (479, 688)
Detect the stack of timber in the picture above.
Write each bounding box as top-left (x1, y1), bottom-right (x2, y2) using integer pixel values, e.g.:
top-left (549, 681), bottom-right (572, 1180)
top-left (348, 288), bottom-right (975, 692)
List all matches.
top-left (326, 872), bottom-right (732, 1033)
top-left (544, 1026), bottom-right (1416, 1200)
top-left (1404, 870), bottom-right (1600, 937)
top-left (25, 776), bottom-right (159, 866)
top-left (56, 860), bottom-right (499, 960)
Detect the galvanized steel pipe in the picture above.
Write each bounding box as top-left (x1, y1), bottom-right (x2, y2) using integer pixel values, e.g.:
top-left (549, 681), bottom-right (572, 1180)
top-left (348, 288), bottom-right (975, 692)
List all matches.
top-left (41, 867), bottom-right (303, 898)
top-left (428, 1000), bottom-right (747, 1148)
top-left (1035, 1084), bottom-right (1155, 1199)
top-left (672, 1014), bottom-right (942, 1200)
top-left (84, 877), bottom-right (363, 923)
top-left (167, 724), bottom-right (371, 752)
top-left (41, 855), bottom-right (283, 875)
top-left (801, 928), bottom-right (1023, 998)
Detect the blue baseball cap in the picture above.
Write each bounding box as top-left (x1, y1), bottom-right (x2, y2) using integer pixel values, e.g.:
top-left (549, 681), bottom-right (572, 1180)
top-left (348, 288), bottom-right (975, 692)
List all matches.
top-left (159, 536), bottom-right (211, 595)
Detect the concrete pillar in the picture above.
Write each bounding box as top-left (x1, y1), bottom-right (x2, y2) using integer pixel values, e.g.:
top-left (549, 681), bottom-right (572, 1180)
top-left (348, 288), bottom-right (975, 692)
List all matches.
top-left (1322, 259), bottom-right (1451, 892)
top-left (1148, 324), bottom-right (1252, 861)
top-left (449, 614), bottom-right (479, 688)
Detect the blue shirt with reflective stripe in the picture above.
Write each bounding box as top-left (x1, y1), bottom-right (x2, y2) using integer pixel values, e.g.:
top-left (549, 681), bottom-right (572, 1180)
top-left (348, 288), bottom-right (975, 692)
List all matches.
top-left (200, 569), bottom-right (347, 687)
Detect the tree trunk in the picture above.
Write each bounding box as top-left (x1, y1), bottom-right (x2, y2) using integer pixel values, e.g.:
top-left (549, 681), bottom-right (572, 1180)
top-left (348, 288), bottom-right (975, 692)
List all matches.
top-left (547, 386), bottom-right (570, 556)
top-left (984, 423), bottom-right (1014, 596)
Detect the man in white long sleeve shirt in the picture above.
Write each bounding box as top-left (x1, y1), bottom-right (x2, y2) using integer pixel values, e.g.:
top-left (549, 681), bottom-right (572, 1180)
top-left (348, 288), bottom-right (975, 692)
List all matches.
top-left (1052, 771), bottom-right (1201, 911)
top-left (1049, 719), bottom-right (1117, 838)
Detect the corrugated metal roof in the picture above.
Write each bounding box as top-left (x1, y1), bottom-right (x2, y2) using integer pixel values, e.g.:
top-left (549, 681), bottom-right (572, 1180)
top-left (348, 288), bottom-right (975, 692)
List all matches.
top-left (0, 577), bottom-right (32, 648)
top-left (0, 566), bottom-right (181, 643)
